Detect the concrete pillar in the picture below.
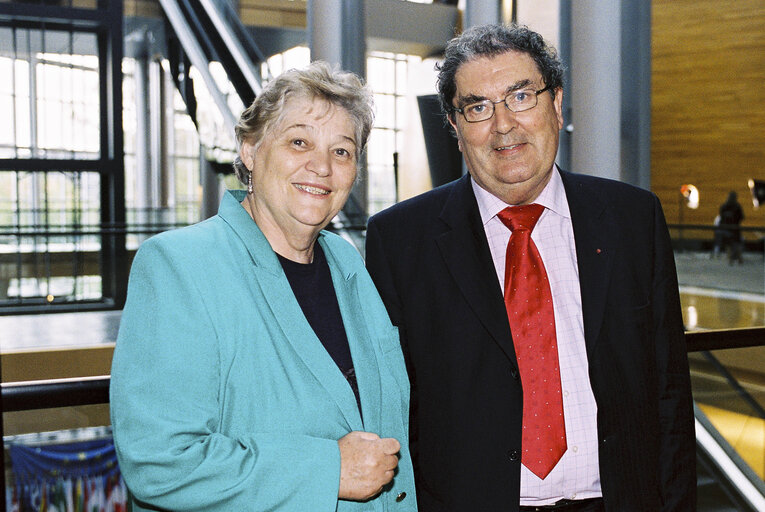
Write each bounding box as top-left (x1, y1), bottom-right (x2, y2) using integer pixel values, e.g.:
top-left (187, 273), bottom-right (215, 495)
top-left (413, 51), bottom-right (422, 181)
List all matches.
top-left (569, 1), bottom-right (621, 182)
top-left (161, 62), bottom-right (176, 222)
top-left (149, 58), bottom-right (163, 225)
top-left (308, 0), bottom-right (368, 221)
top-left (308, 0), bottom-right (366, 77)
top-left (557, 0), bottom-right (571, 172)
top-left (133, 32), bottom-right (153, 231)
top-left (465, 0), bottom-right (502, 28)
top-left (568, 0), bottom-right (650, 188)
top-left (620, 1), bottom-right (652, 190)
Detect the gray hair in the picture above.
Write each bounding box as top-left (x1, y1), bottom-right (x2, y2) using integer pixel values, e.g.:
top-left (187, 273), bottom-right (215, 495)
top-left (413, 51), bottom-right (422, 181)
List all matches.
top-left (436, 24), bottom-right (564, 123)
top-left (232, 60), bottom-right (374, 185)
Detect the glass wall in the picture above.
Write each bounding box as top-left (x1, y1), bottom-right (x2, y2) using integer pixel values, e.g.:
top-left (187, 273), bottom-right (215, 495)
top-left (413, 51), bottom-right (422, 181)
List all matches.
top-left (0, 25), bottom-right (111, 307)
top-left (0, 28), bottom-right (100, 160)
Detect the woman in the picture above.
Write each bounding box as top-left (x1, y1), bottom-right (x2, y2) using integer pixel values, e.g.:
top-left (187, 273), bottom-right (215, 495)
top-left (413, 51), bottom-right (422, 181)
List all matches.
top-left (110, 61), bottom-right (416, 511)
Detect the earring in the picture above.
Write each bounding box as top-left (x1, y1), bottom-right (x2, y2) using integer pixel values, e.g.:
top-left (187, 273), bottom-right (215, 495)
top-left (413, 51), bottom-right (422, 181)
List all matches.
top-left (247, 170), bottom-right (253, 194)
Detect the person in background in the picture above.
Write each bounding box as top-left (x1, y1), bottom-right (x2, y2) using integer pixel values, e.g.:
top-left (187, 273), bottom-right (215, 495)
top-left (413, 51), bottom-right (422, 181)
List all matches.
top-left (365, 24), bottom-right (695, 512)
top-left (711, 214), bottom-right (724, 259)
top-left (111, 61), bottom-right (416, 512)
top-left (719, 190), bottom-right (744, 264)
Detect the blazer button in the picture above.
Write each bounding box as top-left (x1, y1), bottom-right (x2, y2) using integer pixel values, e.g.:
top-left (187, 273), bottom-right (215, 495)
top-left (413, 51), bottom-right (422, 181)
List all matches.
top-left (510, 369), bottom-right (519, 380)
top-left (396, 491), bottom-right (407, 502)
top-left (508, 449), bottom-right (520, 461)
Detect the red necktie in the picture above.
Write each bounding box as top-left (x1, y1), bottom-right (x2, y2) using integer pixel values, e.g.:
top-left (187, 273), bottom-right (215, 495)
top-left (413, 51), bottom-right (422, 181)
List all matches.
top-left (498, 204), bottom-right (566, 479)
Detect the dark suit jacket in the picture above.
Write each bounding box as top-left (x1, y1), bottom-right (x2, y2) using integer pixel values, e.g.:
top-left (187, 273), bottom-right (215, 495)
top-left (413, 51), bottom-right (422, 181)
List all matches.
top-left (365, 171), bottom-right (696, 512)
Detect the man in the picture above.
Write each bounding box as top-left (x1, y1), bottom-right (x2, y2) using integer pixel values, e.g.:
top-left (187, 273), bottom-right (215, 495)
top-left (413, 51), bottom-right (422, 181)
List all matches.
top-left (365, 24), bottom-right (696, 512)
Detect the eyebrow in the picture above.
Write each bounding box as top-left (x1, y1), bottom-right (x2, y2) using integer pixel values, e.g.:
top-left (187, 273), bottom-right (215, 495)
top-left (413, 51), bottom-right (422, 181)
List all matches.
top-left (283, 124), bottom-right (357, 146)
top-left (456, 78), bottom-right (537, 106)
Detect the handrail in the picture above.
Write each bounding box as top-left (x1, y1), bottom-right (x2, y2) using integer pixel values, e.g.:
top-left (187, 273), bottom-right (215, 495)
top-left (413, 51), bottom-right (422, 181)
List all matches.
top-left (685, 327), bottom-right (765, 352)
top-left (1, 375), bottom-right (109, 412)
top-left (0, 329), bottom-right (761, 412)
top-left (667, 223), bottom-right (765, 233)
top-left (0, 328), bottom-right (763, 511)
top-left (198, 0), bottom-right (265, 96)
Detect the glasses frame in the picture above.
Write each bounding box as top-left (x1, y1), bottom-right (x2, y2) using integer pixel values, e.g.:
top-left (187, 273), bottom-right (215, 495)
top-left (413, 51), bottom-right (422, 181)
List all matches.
top-left (452, 85), bottom-right (553, 123)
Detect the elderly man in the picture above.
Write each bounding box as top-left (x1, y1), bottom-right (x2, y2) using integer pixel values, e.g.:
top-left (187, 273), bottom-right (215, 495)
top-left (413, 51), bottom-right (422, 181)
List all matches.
top-left (365, 24), bottom-right (695, 512)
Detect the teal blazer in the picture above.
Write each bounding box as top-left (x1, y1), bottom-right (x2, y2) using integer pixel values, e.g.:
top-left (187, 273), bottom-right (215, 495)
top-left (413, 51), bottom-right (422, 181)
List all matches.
top-left (110, 190), bottom-right (416, 512)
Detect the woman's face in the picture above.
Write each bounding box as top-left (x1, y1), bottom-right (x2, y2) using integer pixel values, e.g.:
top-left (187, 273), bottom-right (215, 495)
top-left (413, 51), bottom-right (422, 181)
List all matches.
top-left (241, 96), bottom-right (358, 239)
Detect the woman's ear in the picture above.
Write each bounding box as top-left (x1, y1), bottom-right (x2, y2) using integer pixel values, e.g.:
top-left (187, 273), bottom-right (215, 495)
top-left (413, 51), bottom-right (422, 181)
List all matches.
top-left (239, 141), bottom-right (255, 170)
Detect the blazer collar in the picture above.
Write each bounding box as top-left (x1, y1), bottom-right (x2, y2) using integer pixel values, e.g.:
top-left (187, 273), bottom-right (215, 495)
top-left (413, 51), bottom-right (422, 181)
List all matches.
top-left (325, 257), bottom-right (383, 433)
top-left (218, 189), bottom-right (357, 281)
top-left (218, 190), bottom-right (365, 429)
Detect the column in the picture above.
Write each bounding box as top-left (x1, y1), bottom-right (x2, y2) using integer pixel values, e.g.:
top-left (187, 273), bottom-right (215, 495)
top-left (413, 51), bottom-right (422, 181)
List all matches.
top-left (465, 0), bottom-right (502, 29)
top-left (568, 0), bottom-right (651, 188)
top-left (308, 0), bottom-right (367, 220)
top-left (133, 30), bottom-right (152, 231)
top-left (569, 1), bottom-right (621, 182)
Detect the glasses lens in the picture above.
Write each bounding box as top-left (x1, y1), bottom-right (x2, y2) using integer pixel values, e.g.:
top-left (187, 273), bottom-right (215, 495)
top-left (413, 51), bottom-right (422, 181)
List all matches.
top-left (506, 89), bottom-right (538, 112)
top-left (463, 101), bottom-right (493, 122)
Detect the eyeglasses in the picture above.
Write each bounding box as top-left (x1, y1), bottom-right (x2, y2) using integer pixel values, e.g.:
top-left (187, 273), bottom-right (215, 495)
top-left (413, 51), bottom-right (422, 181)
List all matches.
top-left (452, 85), bottom-right (552, 123)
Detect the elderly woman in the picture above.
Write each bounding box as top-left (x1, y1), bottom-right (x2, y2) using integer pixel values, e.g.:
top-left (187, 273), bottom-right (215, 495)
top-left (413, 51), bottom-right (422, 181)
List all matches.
top-left (110, 61), bottom-right (416, 512)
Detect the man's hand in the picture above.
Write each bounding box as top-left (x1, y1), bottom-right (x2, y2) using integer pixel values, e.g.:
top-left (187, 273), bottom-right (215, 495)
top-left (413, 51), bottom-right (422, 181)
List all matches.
top-left (337, 431), bottom-right (401, 501)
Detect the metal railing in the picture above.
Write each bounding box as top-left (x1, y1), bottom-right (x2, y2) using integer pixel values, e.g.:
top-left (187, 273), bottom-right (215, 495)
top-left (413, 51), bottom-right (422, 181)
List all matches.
top-left (1, 327), bottom-right (763, 511)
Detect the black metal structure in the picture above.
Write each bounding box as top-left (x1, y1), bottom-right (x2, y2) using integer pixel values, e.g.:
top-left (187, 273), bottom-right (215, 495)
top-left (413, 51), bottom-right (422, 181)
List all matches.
top-left (161, 0), bottom-right (265, 148)
top-left (0, 0), bottom-right (126, 313)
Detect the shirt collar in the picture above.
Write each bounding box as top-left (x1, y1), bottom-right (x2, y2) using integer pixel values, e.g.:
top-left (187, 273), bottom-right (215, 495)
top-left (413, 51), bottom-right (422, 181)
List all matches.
top-left (471, 165), bottom-right (571, 226)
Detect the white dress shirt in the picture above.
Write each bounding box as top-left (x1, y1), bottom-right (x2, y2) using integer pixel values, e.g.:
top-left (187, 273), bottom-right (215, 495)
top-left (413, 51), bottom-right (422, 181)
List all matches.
top-left (471, 168), bottom-right (602, 506)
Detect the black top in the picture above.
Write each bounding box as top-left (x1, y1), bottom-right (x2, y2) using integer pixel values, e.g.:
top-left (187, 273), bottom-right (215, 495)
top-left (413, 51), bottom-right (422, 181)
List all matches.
top-left (277, 244), bottom-right (361, 412)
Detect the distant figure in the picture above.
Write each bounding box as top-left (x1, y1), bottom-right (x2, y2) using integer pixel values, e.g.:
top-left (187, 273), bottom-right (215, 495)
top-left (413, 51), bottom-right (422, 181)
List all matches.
top-left (719, 191), bottom-right (744, 264)
top-left (711, 214), bottom-right (723, 258)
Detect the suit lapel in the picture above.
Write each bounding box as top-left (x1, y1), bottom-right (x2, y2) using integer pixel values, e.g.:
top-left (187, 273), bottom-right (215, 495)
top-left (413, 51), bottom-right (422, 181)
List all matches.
top-left (324, 252), bottom-right (383, 434)
top-left (218, 191), bottom-right (363, 431)
top-left (252, 259), bottom-right (364, 431)
top-left (435, 176), bottom-right (519, 368)
top-left (560, 171), bottom-right (617, 350)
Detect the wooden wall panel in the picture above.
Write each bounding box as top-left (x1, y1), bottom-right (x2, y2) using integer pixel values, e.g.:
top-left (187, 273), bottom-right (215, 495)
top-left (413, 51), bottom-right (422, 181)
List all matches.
top-left (652, 0), bottom-right (765, 236)
top-left (124, 0), bottom-right (162, 18)
top-left (240, 0), bottom-right (306, 29)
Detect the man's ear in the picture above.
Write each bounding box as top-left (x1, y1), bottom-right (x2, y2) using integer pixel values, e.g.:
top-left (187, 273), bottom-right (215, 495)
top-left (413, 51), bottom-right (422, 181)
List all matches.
top-left (553, 87), bottom-right (564, 131)
top-left (448, 115), bottom-right (463, 153)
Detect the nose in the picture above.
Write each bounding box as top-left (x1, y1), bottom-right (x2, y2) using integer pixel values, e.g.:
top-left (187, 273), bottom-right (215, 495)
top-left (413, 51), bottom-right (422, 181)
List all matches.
top-left (492, 103), bottom-right (518, 134)
top-left (307, 150), bottom-right (331, 176)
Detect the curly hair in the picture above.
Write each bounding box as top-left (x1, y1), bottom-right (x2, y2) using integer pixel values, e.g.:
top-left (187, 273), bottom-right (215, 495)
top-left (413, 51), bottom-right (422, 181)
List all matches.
top-left (436, 24), bottom-right (564, 123)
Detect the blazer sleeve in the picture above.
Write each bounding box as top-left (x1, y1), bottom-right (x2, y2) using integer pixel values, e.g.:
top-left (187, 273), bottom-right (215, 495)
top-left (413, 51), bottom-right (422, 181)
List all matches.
top-left (650, 195), bottom-right (697, 511)
top-left (110, 237), bottom-right (342, 512)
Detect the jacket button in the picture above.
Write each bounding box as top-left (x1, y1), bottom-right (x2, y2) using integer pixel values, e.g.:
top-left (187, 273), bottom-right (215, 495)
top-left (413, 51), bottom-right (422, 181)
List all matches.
top-left (510, 369), bottom-right (519, 380)
top-left (396, 491), bottom-right (406, 502)
top-left (508, 449), bottom-right (520, 461)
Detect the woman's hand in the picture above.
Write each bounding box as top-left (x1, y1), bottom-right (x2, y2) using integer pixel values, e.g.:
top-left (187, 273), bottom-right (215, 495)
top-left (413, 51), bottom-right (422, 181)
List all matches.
top-left (337, 431), bottom-right (400, 501)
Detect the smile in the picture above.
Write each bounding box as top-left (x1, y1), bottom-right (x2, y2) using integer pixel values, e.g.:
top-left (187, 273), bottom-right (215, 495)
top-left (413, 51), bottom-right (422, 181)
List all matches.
top-left (495, 143), bottom-right (523, 151)
top-left (294, 183), bottom-right (330, 195)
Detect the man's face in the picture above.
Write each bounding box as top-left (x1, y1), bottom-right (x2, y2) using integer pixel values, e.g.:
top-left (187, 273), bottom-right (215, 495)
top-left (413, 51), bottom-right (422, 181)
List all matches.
top-left (449, 51), bottom-right (564, 205)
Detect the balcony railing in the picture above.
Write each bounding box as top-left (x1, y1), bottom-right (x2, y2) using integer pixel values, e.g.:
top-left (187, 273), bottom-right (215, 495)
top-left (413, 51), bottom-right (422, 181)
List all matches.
top-left (1, 324), bottom-right (763, 511)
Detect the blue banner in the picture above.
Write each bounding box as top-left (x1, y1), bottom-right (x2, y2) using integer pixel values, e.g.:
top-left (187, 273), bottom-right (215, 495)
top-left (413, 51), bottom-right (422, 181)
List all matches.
top-left (6, 437), bottom-right (127, 512)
